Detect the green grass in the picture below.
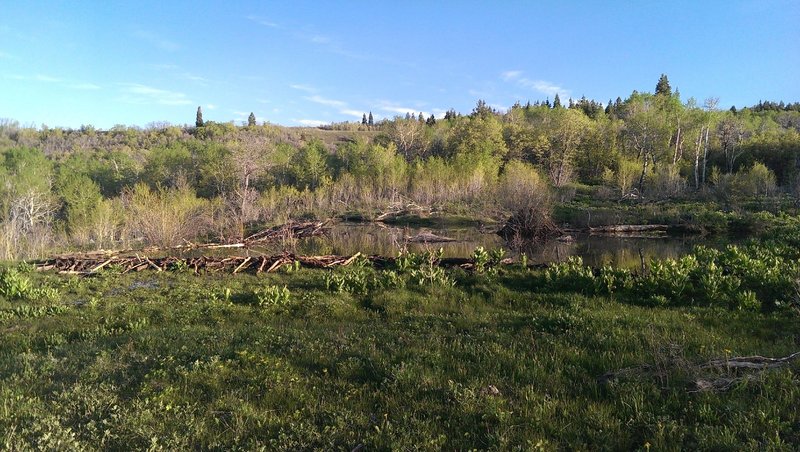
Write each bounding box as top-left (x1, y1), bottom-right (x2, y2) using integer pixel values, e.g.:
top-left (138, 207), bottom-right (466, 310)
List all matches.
top-left (1, 262), bottom-right (799, 450)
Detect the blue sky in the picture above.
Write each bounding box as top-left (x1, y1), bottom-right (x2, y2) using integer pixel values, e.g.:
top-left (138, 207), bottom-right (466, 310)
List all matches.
top-left (1, 1), bottom-right (798, 129)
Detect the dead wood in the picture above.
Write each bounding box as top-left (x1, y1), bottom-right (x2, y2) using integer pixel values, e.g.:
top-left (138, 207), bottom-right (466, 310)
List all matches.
top-left (405, 232), bottom-right (457, 243)
top-left (598, 351), bottom-right (800, 393)
top-left (588, 224), bottom-right (669, 234)
top-left (34, 250), bottom-right (522, 276)
top-left (375, 202), bottom-right (432, 222)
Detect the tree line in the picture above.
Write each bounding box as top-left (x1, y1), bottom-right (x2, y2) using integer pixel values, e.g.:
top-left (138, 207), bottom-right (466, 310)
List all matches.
top-left (0, 75), bottom-right (798, 258)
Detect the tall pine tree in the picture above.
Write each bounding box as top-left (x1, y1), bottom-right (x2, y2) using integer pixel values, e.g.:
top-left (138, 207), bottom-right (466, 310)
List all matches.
top-left (247, 112), bottom-right (256, 127)
top-left (655, 74), bottom-right (672, 96)
top-left (196, 106), bottom-right (204, 127)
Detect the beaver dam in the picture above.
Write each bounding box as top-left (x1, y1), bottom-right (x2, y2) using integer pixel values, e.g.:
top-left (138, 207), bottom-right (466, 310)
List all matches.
top-left (34, 220), bottom-right (714, 273)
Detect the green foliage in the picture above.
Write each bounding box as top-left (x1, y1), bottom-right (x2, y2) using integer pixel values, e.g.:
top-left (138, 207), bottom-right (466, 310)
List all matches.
top-left (539, 242), bottom-right (799, 311)
top-left (2, 263), bottom-right (799, 449)
top-left (0, 267), bottom-right (60, 302)
top-left (254, 284), bottom-right (291, 307)
top-left (471, 246), bottom-right (506, 277)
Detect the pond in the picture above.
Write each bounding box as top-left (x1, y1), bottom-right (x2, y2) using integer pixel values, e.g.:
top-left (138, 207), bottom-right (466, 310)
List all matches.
top-left (224, 222), bottom-right (714, 269)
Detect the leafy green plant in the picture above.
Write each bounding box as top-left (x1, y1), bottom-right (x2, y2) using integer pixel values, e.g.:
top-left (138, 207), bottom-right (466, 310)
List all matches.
top-left (169, 260), bottom-right (191, 273)
top-left (545, 257), bottom-right (596, 294)
top-left (255, 285), bottom-right (291, 307)
top-left (0, 268), bottom-right (33, 299)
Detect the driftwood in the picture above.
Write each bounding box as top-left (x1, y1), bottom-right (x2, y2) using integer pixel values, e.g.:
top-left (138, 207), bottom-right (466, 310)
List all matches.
top-left (243, 221), bottom-right (330, 243)
top-left (405, 232), bottom-right (457, 243)
top-left (46, 222), bottom-right (331, 261)
top-left (375, 202), bottom-right (432, 222)
top-left (598, 351), bottom-right (800, 393)
top-left (588, 224), bottom-right (668, 234)
top-left (35, 252), bottom-right (521, 276)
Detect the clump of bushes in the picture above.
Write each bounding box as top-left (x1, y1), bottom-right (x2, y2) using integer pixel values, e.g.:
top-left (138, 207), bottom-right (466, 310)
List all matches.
top-left (541, 243), bottom-right (798, 311)
top-left (0, 266), bottom-right (60, 302)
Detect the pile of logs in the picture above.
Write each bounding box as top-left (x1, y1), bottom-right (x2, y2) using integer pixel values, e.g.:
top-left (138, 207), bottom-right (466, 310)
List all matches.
top-left (375, 202), bottom-right (432, 222)
top-left (35, 252), bottom-right (520, 276)
top-left (588, 224), bottom-right (669, 236)
top-left (243, 221), bottom-right (330, 244)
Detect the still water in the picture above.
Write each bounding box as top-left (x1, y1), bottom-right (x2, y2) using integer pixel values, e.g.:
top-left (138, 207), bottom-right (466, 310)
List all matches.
top-left (234, 222), bottom-right (708, 269)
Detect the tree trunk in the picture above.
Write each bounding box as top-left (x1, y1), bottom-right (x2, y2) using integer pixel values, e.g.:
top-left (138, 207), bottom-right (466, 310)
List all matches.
top-left (694, 127), bottom-right (703, 190)
top-left (702, 127), bottom-right (710, 185)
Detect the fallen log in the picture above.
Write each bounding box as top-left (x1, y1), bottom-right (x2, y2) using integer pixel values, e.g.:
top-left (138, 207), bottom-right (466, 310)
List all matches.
top-left (598, 351), bottom-right (800, 393)
top-left (34, 251), bottom-right (524, 276)
top-left (405, 232), bottom-right (457, 243)
top-left (588, 224), bottom-right (668, 234)
top-left (244, 221), bottom-right (330, 243)
top-left (375, 202), bottom-right (432, 222)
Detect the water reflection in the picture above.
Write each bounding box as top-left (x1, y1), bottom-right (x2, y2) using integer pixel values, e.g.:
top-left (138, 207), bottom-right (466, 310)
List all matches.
top-left (223, 222), bottom-right (707, 269)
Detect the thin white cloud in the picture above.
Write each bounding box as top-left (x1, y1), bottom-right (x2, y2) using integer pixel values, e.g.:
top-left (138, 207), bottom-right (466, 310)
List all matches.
top-left (340, 109), bottom-right (365, 118)
top-left (0, 51), bottom-right (12, 59)
top-left (151, 63), bottom-right (179, 71)
top-left (381, 105), bottom-right (429, 117)
top-left (290, 84), bottom-right (316, 93)
top-left (34, 74), bottom-right (61, 82)
top-left (309, 35), bottom-right (331, 44)
top-left (306, 95), bottom-right (346, 108)
top-left (118, 83), bottom-right (192, 106)
top-left (295, 119), bottom-right (327, 127)
top-left (133, 30), bottom-right (180, 52)
top-left (246, 15), bottom-right (280, 28)
top-left (69, 82), bottom-right (101, 90)
top-left (182, 73), bottom-right (210, 84)
top-left (232, 110), bottom-right (250, 117)
top-left (206, 104), bottom-right (217, 110)
top-left (501, 70), bottom-right (570, 98)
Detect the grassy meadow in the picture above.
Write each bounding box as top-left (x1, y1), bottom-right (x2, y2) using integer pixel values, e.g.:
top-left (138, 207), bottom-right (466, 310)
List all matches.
top-left (1, 241), bottom-right (799, 450)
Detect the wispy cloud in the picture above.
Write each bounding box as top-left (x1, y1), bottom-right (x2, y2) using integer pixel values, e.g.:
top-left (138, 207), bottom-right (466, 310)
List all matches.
top-left (34, 74), bottom-right (61, 83)
top-left (246, 14), bottom-right (280, 28)
top-left (0, 51), bottom-right (12, 59)
top-left (118, 83), bottom-right (192, 106)
top-left (150, 63), bottom-right (179, 71)
top-left (501, 70), bottom-right (569, 98)
top-left (68, 82), bottom-right (101, 90)
top-left (340, 109), bottom-right (365, 118)
top-left (133, 30), bottom-right (180, 52)
top-left (380, 104), bottom-right (428, 117)
top-left (182, 73), bottom-right (210, 84)
top-left (206, 104), bottom-right (217, 110)
top-left (295, 119), bottom-right (327, 127)
top-left (290, 84), bottom-right (316, 93)
top-left (306, 95), bottom-right (347, 108)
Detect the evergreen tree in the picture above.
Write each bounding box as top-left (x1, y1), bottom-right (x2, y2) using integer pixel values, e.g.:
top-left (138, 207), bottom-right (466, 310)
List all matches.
top-left (247, 112), bottom-right (256, 127)
top-left (655, 74), bottom-right (672, 96)
top-left (418, 112), bottom-right (425, 122)
top-left (426, 114), bottom-right (436, 126)
top-left (195, 106), bottom-right (204, 127)
top-left (362, 113), bottom-right (367, 125)
top-left (368, 112), bottom-right (373, 126)
top-left (553, 94), bottom-right (562, 109)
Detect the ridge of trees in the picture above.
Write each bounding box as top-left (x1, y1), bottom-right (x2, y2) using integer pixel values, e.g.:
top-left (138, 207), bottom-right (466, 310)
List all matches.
top-left (0, 76), bottom-right (798, 258)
